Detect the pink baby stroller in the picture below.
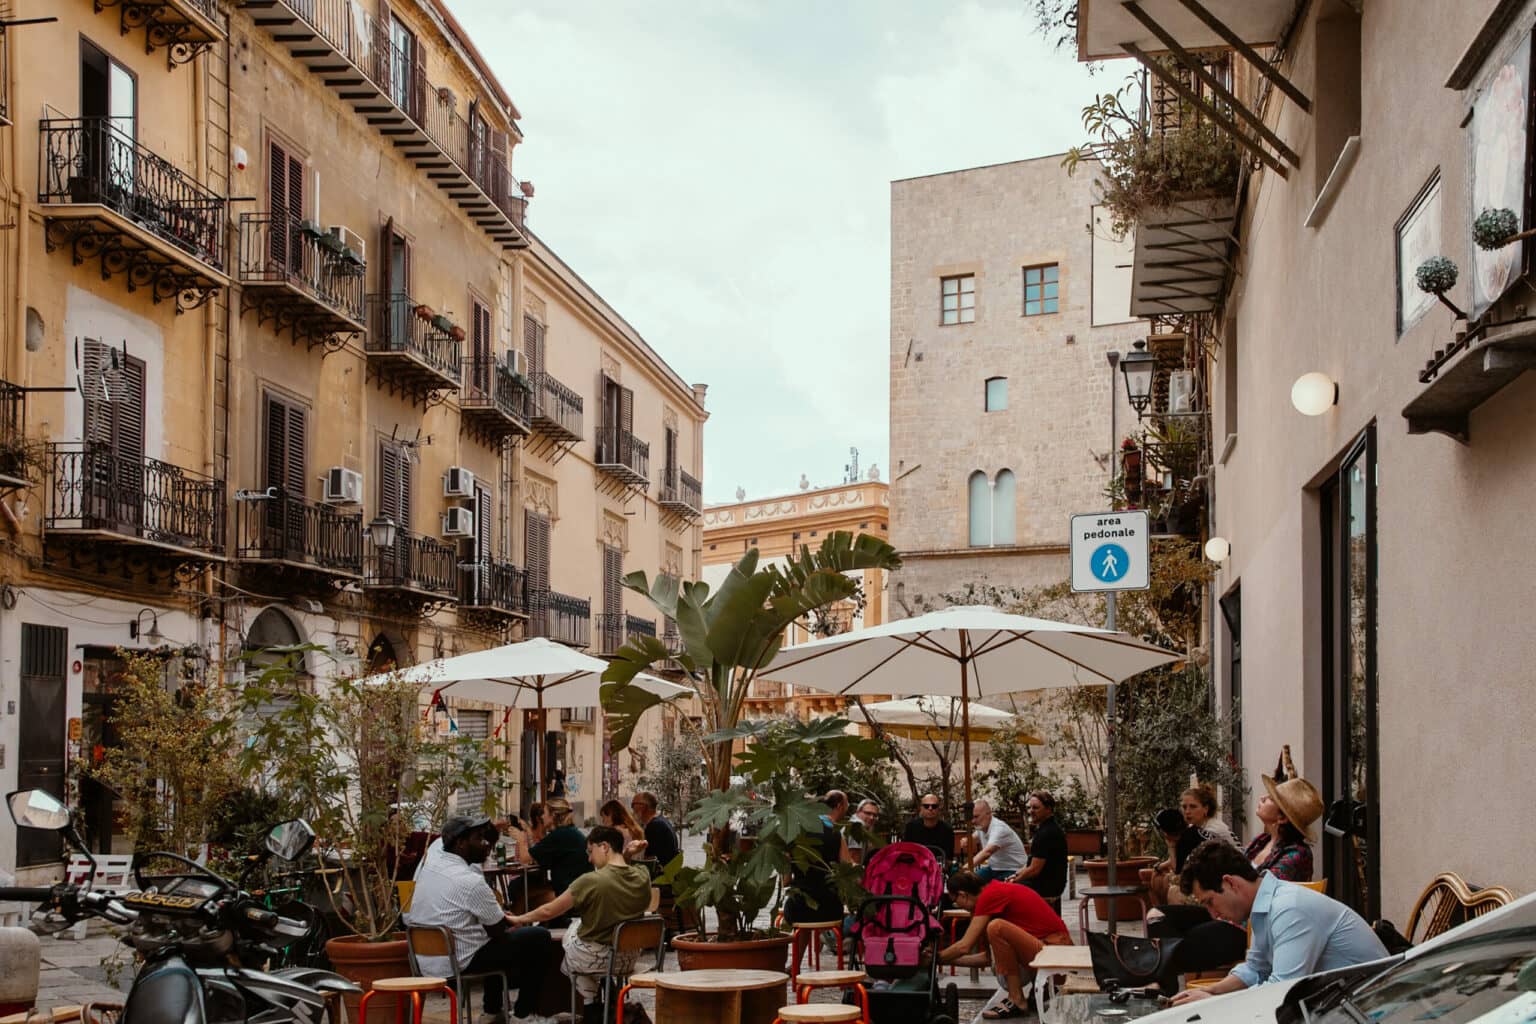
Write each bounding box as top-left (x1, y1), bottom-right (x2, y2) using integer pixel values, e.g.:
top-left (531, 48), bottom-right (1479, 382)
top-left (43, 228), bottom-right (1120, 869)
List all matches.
top-left (849, 842), bottom-right (959, 1024)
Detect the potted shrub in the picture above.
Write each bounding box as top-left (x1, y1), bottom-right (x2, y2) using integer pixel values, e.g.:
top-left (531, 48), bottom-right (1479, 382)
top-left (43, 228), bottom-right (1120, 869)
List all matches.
top-left (414, 303), bottom-right (435, 322)
top-left (663, 716), bottom-right (885, 970)
top-left (431, 313), bottom-right (455, 334)
top-left (449, 324), bottom-right (467, 342)
top-left (602, 531), bottom-right (902, 958)
top-left (235, 656), bottom-right (503, 1023)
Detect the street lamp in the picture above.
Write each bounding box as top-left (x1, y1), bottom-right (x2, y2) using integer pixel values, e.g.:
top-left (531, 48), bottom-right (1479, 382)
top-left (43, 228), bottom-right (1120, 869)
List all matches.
top-left (1120, 339), bottom-right (1156, 418)
top-left (129, 608), bottom-right (163, 645)
top-left (367, 515), bottom-right (397, 549)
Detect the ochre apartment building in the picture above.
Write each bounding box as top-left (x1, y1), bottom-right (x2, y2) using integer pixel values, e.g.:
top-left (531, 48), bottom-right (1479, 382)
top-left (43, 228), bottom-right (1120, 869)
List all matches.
top-left (0, 0), bottom-right (704, 876)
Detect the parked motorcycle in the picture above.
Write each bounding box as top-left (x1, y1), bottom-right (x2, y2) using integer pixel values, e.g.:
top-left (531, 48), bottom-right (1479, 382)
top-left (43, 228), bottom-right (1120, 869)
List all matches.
top-left (0, 789), bottom-right (360, 1024)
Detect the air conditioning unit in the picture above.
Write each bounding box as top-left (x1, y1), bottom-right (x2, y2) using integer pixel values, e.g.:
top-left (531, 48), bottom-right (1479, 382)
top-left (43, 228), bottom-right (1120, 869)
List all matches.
top-left (327, 225), bottom-right (366, 261)
top-left (323, 467), bottom-right (363, 504)
top-left (442, 506), bottom-right (474, 538)
top-left (1168, 370), bottom-right (1195, 414)
top-left (443, 466), bottom-right (475, 498)
top-left (502, 349), bottom-right (525, 377)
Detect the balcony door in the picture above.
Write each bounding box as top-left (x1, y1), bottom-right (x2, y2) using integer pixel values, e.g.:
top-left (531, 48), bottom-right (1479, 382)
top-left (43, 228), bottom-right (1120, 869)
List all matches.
top-left (525, 510), bottom-right (550, 635)
top-left (378, 440), bottom-right (413, 579)
top-left (470, 299), bottom-right (493, 398)
top-left (469, 481), bottom-right (492, 602)
top-left (263, 393), bottom-right (308, 560)
top-left (378, 219), bottom-right (410, 349)
top-left (267, 140), bottom-right (305, 275)
top-left (602, 543), bottom-right (623, 652)
top-left (80, 39), bottom-right (136, 200)
top-left (599, 374), bottom-right (633, 464)
top-left (81, 339), bottom-right (145, 533)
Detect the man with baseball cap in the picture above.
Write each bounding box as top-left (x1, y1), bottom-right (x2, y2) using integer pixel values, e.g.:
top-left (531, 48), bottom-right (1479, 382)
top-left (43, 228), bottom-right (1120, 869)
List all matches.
top-left (409, 815), bottom-right (554, 1023)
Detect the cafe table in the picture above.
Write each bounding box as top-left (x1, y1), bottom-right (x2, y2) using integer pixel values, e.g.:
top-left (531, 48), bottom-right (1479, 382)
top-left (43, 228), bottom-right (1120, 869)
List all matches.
top-left (653, 968), bottom-right (789, 1024)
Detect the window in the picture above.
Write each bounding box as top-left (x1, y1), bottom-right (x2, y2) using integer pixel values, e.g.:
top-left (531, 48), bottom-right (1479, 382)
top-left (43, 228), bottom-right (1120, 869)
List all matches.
top-left (525, 510), bottom-right (551, 635)
top-left (941, 275), bottom-right (975, 325)
top-left (984, 377), bottom-right (1008, 411)
top-left (82, 339), bottom-right (145, 461)
top-left (1313, 0), bottom-right (1362, 195)
top-left (523, 314), bottom-right (545, 377)
top-left (992, 469), bottom-right (1016, 544)
top-left (263, 393), bottom-right (308, 498)
top-left (1023, 264), bottom-right (1059, 316)
top-left (470, 298), bottom-right (492, 397)
top-left (1222, 319), bottom-right (1239, 439)
top-left (967, 471), bottom-right (991, 547)
top-left (387, 14), bottom-right (418, 118)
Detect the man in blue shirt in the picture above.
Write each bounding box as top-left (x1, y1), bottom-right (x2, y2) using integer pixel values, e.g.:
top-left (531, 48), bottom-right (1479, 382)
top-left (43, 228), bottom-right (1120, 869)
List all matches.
top-left (1169, 840), bottom-right (1387, 1005)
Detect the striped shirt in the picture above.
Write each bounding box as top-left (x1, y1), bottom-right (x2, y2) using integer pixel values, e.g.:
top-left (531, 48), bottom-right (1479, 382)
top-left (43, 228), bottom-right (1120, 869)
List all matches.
top-left (407, 850), bottom-right (503, 974)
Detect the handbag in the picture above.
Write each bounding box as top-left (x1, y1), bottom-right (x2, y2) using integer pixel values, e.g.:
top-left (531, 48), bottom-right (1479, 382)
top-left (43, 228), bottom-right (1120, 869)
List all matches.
top-left (1085, 931), bottom-right (1183, 995)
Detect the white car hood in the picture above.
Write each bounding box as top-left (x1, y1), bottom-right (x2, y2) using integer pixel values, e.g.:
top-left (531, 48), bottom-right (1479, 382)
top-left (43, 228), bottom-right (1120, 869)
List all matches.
top-left (1124, 980), bottom-right (1303, 1024)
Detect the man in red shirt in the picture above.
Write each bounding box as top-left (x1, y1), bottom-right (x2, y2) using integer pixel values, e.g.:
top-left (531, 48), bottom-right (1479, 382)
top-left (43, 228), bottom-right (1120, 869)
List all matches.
top-left (939, 870), bottom-right (1073, 1019)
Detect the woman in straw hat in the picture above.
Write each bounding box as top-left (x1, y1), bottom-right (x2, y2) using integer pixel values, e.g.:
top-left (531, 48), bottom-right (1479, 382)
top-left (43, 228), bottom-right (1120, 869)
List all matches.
top-left (1244, 745), bottom-right (1320, 882)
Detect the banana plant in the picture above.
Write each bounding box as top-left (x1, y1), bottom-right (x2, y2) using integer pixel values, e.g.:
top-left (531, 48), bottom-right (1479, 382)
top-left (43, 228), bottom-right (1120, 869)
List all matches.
top-left (601, 530), bottom-right (901, 795)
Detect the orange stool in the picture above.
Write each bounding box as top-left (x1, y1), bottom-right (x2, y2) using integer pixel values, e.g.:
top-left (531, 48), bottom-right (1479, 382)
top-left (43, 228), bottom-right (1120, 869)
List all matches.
top-left (357, 977), bottom-right (457, 1024)
top-left (615, 970), bottom-right (660, 1024)
top-left (942, 909), bottom-right (970, 976)
top-left (774, 1005), bottom-right (862, 1023)
top-left (790, 921), bottom-right (844, 980)
top-left (795, 969), bottom-right (870, 1023)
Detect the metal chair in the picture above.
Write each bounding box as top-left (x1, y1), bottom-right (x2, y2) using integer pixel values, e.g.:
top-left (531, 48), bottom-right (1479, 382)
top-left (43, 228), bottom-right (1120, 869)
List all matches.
top-left (568, 914), bottom-right (666, 1023)
top-left (404, 924), bottom-right (509, 1024)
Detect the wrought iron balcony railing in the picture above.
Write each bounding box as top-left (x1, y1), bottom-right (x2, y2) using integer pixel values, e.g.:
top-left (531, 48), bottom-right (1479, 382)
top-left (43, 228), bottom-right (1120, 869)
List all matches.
top-left (234, 487), bottom-right (362, 575)
top-left (659, 468), bottom-right (703, 518)
top-left (0, 380), bottom-right (26, 484)
top-left (532, 590), bottom-right (590, 648)
top-left (594, 613), bottom-right (626, 655)
top-left (244, 0), bottom-right (528, 247)
top-left (595, 426), bottom-right (650, 489)
top-left (46, 442), bottom-right (225, 556)
top-left (39, 117), bottom-right (226, 272)
top-left (236, 213), bottom-right (367, 331)
top-left (365, 293), bottom-right (463, 394)
top-left (458, 557), bottom-right (527, 616)
top-left (461, 360), bottom-right (532, 440)
top-left (626, 614), bottom-right (657, 641)
top-left (527, 373), bottom-right (583, 443)
top-left (364, 528), bottom-right (457, 598)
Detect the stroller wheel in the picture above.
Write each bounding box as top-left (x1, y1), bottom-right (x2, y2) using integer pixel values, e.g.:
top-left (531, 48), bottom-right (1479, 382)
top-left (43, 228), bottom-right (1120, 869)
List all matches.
top-left (944, 981), bottom-right (959, 1022)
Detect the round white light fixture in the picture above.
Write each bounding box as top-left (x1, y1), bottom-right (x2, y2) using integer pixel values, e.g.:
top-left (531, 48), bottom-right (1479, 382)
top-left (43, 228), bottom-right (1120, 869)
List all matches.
top-left (1291, 372), bottom-right (1338, 416)
top-left (1204, 536), bottom-right (1231, 562)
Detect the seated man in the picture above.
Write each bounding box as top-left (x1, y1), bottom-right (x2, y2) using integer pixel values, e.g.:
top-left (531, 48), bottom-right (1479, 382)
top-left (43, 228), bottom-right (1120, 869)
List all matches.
top-left (407, 815), bottom-right (552, 1024)
top-left (630, 791), bottom-right (679, 868)
top-left (902, 793), bottom-right (956, 865)
top-left (509, 825), bottom-right (653, 1021)
top-left (969, 799), bottom-right (1028, 883)
top-left (1007, 791), bottom-right (1067, 905)
top-left (939, 870), bottom-right (1072, 1020)
top-left (847, 799), bottom-right (881, 864)
top-left (1169, 840), bottom-right (1388, 1005)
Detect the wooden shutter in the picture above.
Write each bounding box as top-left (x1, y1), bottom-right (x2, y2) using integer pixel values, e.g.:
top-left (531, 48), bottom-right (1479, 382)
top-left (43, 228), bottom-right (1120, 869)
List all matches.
top-left (523, 314), bottom-right (544, 378)
top-left (619, 384), bottom-right (634, 463)
top-left (81, 340), bottom-right (109, 448)
top-left (263, 394), bottom-right (307, 497)
top-left (603, 544), bottom-right (622, 616)
top-left (378, 442), bottom-right (401, 524)
top-left (410, 32), bottom-right (426, 124)
top-left (665, 426), bottom-right (678, 478)
top-left (474, 482), bottom-right (492, 561)
top-left (489, 128), bottom-right (509, 205)
top-left (524, 510), bottom-right (550, 634)
top-left (376, 1), bottom-right (393, 92)
top-left (114, 355), bottom-right (146, 466)
top-left (472, 300), bottom-right (492, 393)
top-left (268, 141), bottom-right (303, 268)
top-left (80, 338), bottom-right (144, 455)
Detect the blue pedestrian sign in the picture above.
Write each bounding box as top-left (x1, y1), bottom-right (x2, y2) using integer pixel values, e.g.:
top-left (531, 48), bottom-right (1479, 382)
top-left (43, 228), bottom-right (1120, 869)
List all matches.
top-left (1070, 511), bottom-right (1150, 593)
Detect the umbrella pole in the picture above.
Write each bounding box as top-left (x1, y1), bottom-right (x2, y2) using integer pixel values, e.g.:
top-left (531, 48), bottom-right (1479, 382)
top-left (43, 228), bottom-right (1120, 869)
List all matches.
top-left (537, 686), bottom-right (546, 806)
top-left (1105, 594), bottom-right (1119, 937)
top-left (960, 633), bottom-right (972, 804)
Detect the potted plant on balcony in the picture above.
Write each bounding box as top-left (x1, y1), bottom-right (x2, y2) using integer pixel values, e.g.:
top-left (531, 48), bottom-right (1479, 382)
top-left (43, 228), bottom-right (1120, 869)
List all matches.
top-left (431, 313), bottom-right (455, 335)
top-left (414, 303), bottom-right (435, 322)
top-left (340, 246), bottom-right (364, 271)
top-left (317, 230), bottom-right (347, 256)
top-left (299, 220), bottom-right (326, 241)
top-left (449, 324), bottom-right (467, 342)
top-left (234, 655), bottom-right (504, 1023)
top-left (1065, 78), bottom-right (1242, 236)
top-left (602, 531), bottom-right (902, 964)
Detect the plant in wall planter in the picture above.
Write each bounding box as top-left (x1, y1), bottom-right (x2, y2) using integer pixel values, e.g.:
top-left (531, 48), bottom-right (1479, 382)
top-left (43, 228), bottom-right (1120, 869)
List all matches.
top-left (449, 324), bottom-right (467, 342)
top-left (1416, 256), bottom-right (1466, 319)
top-left (414, 304), bottom-right (435, 322)
top-left (1473, 207), bottom-right (1536, 250)
top-left (431, 313), bottom-right (455, 334)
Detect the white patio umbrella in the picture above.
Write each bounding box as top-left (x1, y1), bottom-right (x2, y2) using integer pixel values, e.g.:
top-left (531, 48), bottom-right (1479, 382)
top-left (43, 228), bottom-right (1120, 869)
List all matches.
top-left (760, 604), bottom-right (1182, 870)
top-left (361, 637), bottom-right (688, 798)
top-left (855, 696), bottom-right (1043, 745)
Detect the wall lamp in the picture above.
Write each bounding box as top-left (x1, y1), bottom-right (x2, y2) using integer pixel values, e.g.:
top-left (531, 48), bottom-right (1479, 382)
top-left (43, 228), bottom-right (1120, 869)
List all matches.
top-left (1291, 372), bottom-right (1339, 416)
top-left (1204, 536), bottom-right (1232, 563)
top-left (129, 609), bottom-right (164, 645)
top-left (1120, 339), bottom-right (1156, 419)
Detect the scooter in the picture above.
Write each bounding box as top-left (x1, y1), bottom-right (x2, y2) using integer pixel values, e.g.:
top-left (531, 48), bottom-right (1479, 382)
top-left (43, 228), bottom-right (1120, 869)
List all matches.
top-left (0, 789), bottom-right (361, 1024)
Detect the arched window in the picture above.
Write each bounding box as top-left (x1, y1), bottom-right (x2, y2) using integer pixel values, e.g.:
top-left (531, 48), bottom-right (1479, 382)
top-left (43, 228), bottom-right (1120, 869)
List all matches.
top-left (992, 469), bottom-right (1016, 545)
top-left (968, 471), bottom-right (992, 547)
top-left (243, 607), bottom-right (305, 680)
top-left (367, 634), bottom-right (399, 673)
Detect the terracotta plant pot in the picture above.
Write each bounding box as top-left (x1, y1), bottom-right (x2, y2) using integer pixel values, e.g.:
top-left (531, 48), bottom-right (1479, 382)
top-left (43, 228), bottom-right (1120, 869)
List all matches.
top-left (1083, 856), bottom-right (1159, 921)
top-left (670, 930), bottom-right (792, 972)
top-left (325, 934), bottom-right (411, 1024)
top-left (1065, 828), bottom-right (1105, 858)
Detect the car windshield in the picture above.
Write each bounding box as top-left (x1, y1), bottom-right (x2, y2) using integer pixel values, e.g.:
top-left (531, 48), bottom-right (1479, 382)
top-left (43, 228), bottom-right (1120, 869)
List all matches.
top-left (1307, 929), bottom-right (1536, 1024)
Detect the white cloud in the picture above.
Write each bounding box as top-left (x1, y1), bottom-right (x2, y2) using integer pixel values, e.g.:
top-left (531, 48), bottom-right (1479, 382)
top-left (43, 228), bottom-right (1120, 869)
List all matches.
top-left (447, 0), bottom-right (1119, 502)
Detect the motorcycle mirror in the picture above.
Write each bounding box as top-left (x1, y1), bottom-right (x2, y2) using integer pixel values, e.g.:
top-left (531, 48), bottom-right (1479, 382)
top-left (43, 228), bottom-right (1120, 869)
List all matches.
top-left (266, 819), bottom-right (316, 861)
top-left (6, 789), bottom-right (71, 831)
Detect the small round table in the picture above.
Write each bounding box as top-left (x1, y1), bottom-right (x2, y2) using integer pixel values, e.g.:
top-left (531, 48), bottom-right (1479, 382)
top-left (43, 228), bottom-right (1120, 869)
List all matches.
top-left (1077, 885), bottom-right (1152, 939)
top-left (654, 969), bottom-right (789, 1024)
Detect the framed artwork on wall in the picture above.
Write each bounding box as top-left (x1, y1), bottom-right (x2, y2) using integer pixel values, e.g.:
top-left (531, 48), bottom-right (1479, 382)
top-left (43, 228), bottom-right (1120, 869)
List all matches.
top-left (1468, 30), bottom-right (1530, 317)
top-left (1395, 172), bottom-right (1442, 336)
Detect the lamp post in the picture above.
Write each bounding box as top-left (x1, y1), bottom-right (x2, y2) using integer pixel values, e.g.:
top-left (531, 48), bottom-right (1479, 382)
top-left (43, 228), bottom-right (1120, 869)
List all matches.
top-left (1120, 339), bottom-right (1156, 419)
top-left (367, 515), bottom-right (397, 549)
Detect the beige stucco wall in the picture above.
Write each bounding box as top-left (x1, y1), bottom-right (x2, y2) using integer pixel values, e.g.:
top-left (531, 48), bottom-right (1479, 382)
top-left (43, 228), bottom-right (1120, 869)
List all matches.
top-left (888, 156), bottom-right (1143, 610)
top-left (1206, 0), bottom-right (1536, 912)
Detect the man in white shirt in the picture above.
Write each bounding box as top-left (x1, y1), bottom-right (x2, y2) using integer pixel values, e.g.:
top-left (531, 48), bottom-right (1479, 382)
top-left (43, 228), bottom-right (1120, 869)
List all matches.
top-left (408, 815), bottom-right (554, 1024)
top-left (969, 799), bottom-right (1028, 882)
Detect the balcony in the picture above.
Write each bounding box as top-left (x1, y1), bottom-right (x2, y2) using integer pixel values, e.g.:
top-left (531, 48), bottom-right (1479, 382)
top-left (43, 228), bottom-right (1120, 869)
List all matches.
top-left (39, 117), bottom-right (228, 313)
top-left (531, 591), bottom-right (590, 648)
top-left (659, 468), bottom-right (703, 519)
top-left (243, 0), bottom-right (529, 250)
top-left (236, 213), bottom-right (367, 349)
top-left (364, 529), bottom-right (457, 602)
top-left (46, 442), bottom-right (225, 560)
top-left (365, 293), bottom-right (462, 403)
top-left (1403, 317), bottom-right (1536, 444)
top-left (461, 360), bottom-right (532, 444)
top-left (595, 426), bottom-right (650, 490)
top-left (233, 487), bottom-right (363, 578)
top-left (458, 557), bottom-right (528, 619)
top-left (0, 381), bottom-right (29, 489)
top-left (527, 373), bottom-right (583, 444)
top-left (89, 0), bottom-right (225, 69)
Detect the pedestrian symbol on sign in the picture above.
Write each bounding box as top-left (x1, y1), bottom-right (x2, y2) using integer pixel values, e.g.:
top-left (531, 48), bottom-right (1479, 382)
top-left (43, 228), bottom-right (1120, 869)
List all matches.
top-left (1090, 543), bottom-right (1129, 583)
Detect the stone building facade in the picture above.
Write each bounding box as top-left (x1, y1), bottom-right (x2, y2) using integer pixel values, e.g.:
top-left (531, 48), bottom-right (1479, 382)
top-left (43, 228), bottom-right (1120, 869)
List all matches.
top-left (888, 156), bottom-right (1145, 612)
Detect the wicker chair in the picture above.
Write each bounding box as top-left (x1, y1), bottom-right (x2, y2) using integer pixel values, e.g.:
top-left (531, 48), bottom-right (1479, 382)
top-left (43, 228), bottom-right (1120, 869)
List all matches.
top-left (1402, 872), bottom-right (1514, 945)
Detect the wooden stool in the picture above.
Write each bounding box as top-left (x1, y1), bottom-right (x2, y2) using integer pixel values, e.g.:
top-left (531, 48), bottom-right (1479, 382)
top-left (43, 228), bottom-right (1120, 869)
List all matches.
top-left (615, 971), bottom-right (661, 1024)
top-left (774, 1006), bottom-right (862, 1023)
top-left (941, 909), bottom-right (970, 976)
top-left (357, 978), bottom-right (455, 1024)
top-left (794, 970), bottom-right (869, 1023)
top-left (790, 921), bottom-right (844, 980)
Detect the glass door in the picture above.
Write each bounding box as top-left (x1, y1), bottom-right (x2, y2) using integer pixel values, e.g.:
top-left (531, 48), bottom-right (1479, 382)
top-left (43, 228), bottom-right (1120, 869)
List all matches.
top-left (1320, 426), bottom-right (1379, 918)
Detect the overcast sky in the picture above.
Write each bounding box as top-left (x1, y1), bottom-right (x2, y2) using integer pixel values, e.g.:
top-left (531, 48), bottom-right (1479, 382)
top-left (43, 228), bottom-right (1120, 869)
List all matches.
top-left (449, 1), bottom-right (1112, 504)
